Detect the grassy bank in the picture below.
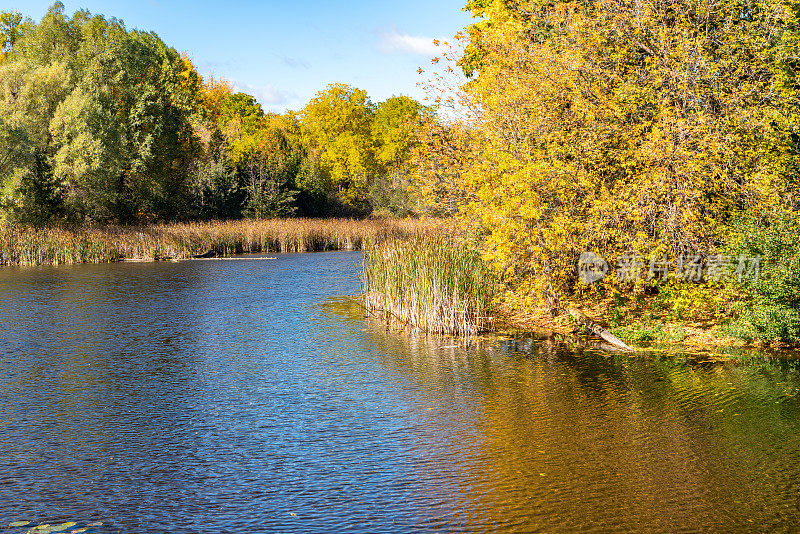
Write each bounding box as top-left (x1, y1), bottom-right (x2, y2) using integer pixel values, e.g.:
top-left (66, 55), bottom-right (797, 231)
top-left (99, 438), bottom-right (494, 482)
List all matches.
top-left (0, 218), bottom-right (439, 266)
top-left (362, 237), bottom-right (497, 336)
top-left (360, 236), bottom-right (737, 345)
top-left (495, 291), bottom-right (766, 352)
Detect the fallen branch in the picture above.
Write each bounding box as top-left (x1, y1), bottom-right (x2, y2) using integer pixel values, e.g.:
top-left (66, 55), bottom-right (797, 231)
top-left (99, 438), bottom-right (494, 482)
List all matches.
top-left (568, 309), bottom-right (635, 352)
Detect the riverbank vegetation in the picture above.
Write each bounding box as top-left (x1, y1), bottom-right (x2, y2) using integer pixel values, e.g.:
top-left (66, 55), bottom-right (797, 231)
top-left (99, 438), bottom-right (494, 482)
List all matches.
top-left (0, 218), bottom-right (437, 265)
top-left (0, 3), bottom-right (429, 227)
top-left (363, 237), bottom-right (496, 335)
top-left (406, 0), bottom-right (800, 344)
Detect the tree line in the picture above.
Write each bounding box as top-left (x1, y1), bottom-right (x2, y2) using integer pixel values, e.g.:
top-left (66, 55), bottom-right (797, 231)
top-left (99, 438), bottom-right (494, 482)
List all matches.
top-left (0, 3), bottom-right (431, 225)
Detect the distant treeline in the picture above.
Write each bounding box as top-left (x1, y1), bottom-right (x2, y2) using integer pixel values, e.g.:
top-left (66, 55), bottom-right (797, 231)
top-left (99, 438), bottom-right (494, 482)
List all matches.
top-left (0, 3), bottom-right (431, 225)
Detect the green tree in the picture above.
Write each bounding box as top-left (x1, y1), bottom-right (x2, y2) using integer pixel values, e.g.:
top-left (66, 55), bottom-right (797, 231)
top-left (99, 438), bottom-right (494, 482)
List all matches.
top-left (0, 56), bottom-right (71, 223)
top-left (51, 27), bottom-right (201, 221)
top-left (726, 214), bottom-right (800, 342)
top-left (0, 4), bottom-right (203, 224)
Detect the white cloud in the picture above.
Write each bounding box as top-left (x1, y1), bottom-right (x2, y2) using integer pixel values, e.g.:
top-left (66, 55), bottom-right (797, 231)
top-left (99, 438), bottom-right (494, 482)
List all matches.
top-left (378, 29), bottom-right (442, 56)
top-left (282, 57), bottom-right (310, 69)
top-left (233, 82), bottom-right (295, 107)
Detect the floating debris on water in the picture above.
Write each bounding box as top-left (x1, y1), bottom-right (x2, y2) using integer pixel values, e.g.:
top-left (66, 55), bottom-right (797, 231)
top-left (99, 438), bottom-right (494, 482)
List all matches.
top-left (6, 520), bottom-right (104, 534)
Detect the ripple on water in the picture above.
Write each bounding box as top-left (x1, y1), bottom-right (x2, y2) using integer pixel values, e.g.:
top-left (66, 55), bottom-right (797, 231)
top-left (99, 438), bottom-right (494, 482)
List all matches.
top-left (1, 254), bottom-right (800, 532)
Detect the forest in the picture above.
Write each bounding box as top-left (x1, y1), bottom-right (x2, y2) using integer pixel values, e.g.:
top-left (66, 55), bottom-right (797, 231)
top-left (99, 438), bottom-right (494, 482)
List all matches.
top-left (0, 3), bottom-right (429, 225)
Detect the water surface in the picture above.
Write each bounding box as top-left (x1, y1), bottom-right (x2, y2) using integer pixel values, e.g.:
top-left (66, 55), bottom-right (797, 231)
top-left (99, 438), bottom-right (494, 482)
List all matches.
top-left (1, 252), bottom-right (799, 532)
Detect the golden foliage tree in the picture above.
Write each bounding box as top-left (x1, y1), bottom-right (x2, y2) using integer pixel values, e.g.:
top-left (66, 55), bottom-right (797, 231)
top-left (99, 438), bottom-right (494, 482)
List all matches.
top-left (417, 0), bottom-right (800, 311)
top-left (300, 83), bottom-right (378, 208)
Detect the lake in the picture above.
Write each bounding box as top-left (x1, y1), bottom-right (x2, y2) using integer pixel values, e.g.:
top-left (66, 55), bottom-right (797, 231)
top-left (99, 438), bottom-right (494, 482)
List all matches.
top-left (1, 251), bottom-right (799, 532)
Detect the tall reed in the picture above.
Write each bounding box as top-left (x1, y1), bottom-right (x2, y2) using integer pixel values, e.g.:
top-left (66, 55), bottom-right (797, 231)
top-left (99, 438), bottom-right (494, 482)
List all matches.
top-left (362, 236), bottom-right (497, 336)
top-left (0, 218), bottom-right (438, 266)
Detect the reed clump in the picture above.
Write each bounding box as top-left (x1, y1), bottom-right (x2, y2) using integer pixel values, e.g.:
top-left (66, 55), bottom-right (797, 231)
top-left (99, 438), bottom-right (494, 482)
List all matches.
top-left (363, 236), bottom-right (497, 336)
top-left (0, 218), bottom-right (438, 266)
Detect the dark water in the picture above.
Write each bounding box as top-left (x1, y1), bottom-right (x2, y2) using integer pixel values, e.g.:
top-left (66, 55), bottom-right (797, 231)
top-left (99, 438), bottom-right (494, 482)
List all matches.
top-left (1, 252), bottom-right (799, 533)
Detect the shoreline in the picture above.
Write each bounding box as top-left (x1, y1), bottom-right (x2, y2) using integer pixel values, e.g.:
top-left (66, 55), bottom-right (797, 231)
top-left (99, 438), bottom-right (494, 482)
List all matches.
top-left (4, 222), bottom-right (792, 357)
top-left (492, 307), bottom-right (800, 357)
top-left (0, 218), bottom-right (439, 267)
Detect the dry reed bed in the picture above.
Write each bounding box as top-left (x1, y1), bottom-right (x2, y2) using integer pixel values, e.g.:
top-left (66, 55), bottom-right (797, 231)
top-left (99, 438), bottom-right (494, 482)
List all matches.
top-left (0, 218), bottom-right (440, 266)
top-left (363, 236), bottom-right (497, 336)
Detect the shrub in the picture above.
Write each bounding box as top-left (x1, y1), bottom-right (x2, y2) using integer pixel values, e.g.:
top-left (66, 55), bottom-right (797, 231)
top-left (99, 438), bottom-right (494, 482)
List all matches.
top-left (725, 214), bottom-right (800, 342)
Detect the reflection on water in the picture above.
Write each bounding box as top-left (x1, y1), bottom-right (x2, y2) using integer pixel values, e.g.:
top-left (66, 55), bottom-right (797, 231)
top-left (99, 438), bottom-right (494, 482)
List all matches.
top-left (1, 253), bottom-right (799, 532)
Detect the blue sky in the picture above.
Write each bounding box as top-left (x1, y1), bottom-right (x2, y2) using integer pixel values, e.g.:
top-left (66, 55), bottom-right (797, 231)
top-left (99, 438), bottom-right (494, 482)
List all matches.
top-left (14, 1), bottom-right (474, 112)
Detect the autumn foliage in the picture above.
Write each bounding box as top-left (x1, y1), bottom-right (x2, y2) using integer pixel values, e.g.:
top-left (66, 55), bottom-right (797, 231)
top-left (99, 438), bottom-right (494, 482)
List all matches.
top-left (0, 4), bottom-right (430, 225)
top-left (414, 0), bottom-right (800, 316)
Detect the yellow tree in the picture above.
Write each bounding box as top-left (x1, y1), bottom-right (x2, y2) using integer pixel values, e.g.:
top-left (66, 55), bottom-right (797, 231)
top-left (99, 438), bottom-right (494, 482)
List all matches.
top-left (369, 95), bottom-right (430, 214)
top-left (199, 74), bottom-right (234, 125)
top-left (0, 10), bottom-right (24, 61)
top-left (300, 83), bottom-right (378, 208)
top-left (419, 0), bottom-right (800, 312)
